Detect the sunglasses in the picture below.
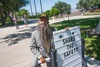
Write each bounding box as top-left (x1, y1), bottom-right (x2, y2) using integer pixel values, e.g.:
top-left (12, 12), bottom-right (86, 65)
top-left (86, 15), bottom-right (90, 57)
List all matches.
top-left (40, 19), bottom-right (47, 21)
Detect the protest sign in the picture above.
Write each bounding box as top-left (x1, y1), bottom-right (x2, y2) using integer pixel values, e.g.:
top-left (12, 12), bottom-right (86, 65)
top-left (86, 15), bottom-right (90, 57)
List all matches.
top-left (53, 26), bottom-right (82, 67)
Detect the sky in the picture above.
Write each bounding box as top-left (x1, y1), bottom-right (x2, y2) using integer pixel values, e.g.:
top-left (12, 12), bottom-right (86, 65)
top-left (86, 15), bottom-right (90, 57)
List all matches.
top-left (21, 0), bottom-right (79, 15)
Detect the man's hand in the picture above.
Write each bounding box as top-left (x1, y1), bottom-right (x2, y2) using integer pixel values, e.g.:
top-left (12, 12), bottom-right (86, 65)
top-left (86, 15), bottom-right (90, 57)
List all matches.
top-left (39, 56), bottom-right (46, 63)
top-left (64, 27), bottom-right (69, 30)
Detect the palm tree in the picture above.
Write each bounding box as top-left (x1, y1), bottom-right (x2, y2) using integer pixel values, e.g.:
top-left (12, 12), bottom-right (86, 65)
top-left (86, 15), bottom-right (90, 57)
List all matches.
top-left (30, 0), bottom-right (33, 16)
top-left (34, 0), bottom-right (37, 15)
top-left (40, 0), bottom-right (43, 13)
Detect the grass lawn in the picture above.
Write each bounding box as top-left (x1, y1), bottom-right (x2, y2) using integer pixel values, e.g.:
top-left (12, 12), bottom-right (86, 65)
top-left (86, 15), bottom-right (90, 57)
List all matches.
top-left (50, 17), bottom-right (100, 60)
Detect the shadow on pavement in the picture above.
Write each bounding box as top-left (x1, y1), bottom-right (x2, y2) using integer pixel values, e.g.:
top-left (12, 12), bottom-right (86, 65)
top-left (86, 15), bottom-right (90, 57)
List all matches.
top-left (0, 26), bottom-right (37, 46)
top-left (1, 32), bottom-right (31, 46)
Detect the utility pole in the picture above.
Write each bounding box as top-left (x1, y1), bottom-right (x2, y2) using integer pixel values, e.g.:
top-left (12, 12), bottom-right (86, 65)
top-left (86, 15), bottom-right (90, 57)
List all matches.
top-left (34, 0), bottom-right (37, 15)
top-left (40, 0), bottom-right (43, 14)
top-left (30, 0), bottom-right (33, 16)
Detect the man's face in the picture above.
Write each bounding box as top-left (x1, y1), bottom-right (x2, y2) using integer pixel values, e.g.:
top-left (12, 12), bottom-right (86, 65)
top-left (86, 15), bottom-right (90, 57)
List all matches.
top-left (39, 18), bottom-right (48, 27)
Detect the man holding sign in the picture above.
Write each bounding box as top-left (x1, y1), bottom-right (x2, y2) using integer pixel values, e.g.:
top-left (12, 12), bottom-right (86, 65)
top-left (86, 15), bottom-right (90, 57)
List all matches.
top-left (30, 13), bottom-right (88, 67)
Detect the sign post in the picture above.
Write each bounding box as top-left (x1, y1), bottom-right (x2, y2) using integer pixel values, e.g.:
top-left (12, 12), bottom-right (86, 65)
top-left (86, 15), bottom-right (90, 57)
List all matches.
top-left (53, 26), bottom-right (82, 67)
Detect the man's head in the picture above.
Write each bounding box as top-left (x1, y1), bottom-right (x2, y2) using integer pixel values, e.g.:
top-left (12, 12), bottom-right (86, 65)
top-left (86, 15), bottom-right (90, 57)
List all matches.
top-left (39, 14), bottom-right (49, 27)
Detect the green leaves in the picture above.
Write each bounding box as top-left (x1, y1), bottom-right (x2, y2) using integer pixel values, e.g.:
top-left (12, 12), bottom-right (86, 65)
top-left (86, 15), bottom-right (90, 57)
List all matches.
top-left (0, 0), bottom-right (29, 26)
top-left (77, 0), bottom-right (100, 11)
top-left (53, 1), bottom-right (71, 15)
top-left (16, 9), bottom-right (29, 16)
top-left (50, 8), bottom-right (60, 16)
top-left (0, 0), bottom-right (29, 12)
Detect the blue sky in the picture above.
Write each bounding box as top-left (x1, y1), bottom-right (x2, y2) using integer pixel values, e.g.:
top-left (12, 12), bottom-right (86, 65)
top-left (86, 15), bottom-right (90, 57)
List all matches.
top-left (22, 0), bottom-right (79, 15)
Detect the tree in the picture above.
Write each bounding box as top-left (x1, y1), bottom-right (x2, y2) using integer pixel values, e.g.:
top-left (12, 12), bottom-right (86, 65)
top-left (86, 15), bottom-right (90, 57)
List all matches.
top-left (16, 9), bottom-right (29, 16)
top-left (0, 0), bottom-right (29, 26)
top-left (50, 8), bottom-right (60, 16)
top-left (34, 0), bottom-right (37, 15)
top-left (77, 0), bottom-right (100, 12)
top-left (52, 1), bottom-right (71, 18)
top-left (40, 0), bottom-right (43, 13)
top-left (30, 0), bottom-right (33, 16)
top-left (66, 4), bottom-right (71, 20)
top-left (44, 10), bottom-right (51, 17)
top-left (50, 8), bottom-right (60, 20)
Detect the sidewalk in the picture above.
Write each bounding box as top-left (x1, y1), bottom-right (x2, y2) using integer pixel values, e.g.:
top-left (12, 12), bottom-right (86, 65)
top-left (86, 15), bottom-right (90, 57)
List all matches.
top-left (0, 15), bottom-right (100, 67)
top-left (49, 15), bottom-right (100, 24)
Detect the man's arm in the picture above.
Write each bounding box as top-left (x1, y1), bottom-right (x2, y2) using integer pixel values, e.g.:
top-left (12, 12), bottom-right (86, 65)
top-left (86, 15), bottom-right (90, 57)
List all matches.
top-left (30, 32), bottom-right (42, 58)
top-left (30, 32), bottom-right (46, 63)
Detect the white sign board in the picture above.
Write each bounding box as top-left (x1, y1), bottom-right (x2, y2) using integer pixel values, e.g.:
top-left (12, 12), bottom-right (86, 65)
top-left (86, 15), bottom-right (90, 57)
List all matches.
top-left (53, 26), bottom-right (82, 67)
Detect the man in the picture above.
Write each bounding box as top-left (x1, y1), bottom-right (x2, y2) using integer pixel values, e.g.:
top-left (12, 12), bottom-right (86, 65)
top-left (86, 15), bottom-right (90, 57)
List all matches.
top-left (30, 14), bottom-right (55, 67)
top-left (23, 15), bottom-right (28, 27)
top-left (13, 15), bottom-right (19, 29)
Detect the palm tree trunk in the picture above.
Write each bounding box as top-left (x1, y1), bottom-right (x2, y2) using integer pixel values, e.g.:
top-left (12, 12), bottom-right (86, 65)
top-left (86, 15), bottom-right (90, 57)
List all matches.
top-left (30, 0), bottom-right (33, 16)
top-left (34, 0), bottom-right (37, 15)
top-left (40, 0), bottom-right (43, 13)
top-left (68, 14), bottom-right (69, 20)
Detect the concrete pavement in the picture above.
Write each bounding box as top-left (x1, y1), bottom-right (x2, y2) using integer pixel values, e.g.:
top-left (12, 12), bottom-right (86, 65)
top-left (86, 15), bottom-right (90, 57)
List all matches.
top-left (0, 15), bottom-right (100, 67)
